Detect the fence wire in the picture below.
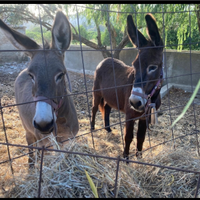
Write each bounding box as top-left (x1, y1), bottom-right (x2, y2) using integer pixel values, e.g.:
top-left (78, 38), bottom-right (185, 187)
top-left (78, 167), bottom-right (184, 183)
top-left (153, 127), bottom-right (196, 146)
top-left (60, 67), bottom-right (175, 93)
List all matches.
top-left (0, 3), bottom-right (200, 198)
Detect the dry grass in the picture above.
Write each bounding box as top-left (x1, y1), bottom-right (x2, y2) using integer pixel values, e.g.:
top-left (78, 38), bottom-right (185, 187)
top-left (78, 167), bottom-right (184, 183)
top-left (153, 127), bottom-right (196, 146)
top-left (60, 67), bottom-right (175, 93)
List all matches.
top-left (1, 135), bottom-right (200, 198)
top-left (1, 72), bottom-right (200, 198)
top-left (1, 93), bottom-right (200, 198)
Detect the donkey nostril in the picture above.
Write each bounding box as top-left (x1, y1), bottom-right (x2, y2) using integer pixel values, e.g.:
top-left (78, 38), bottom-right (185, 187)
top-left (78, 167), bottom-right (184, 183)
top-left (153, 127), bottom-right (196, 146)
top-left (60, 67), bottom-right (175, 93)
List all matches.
top-left (130, 100), bottom-right (134, 107)
top-left (136, 101), bottom-right (142, 107)
top-left (33, 120), bottom-right (39, 130)
top-left (130, 100), bottom-right (142, 109)
top-left (33, 119), bottom-right (54, 133)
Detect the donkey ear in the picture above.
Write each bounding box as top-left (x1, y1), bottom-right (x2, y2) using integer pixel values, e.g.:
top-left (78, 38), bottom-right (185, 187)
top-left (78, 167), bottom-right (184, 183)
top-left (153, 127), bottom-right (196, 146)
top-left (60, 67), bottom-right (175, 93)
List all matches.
top-left (145, 13), bottom-right (163, 47)
top-left (51, 11), bottom-right (71, 55)
top-left (0, 19), bottom-right (40, 57)
top-left (127, 14), bottom-right (148, 48)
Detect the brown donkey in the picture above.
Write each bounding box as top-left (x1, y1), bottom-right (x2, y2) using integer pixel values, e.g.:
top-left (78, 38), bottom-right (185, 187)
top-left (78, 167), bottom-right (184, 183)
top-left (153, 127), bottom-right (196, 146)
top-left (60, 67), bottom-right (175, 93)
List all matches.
top-left (91, 13), bottom-right (163, 160)
top-left (0, 11), bottom-right (79, 167)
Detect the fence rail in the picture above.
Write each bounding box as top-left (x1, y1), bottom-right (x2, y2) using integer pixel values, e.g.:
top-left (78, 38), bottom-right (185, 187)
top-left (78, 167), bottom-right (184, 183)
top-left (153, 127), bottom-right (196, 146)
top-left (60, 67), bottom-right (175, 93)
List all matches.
top-left (0, 4), bottom-right (200, 198)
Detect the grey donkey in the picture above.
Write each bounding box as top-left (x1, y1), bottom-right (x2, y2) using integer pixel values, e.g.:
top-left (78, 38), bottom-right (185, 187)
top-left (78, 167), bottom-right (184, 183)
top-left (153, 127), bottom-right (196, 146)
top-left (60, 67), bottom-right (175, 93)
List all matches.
top-left (0, 11), bottom-right (79, 168)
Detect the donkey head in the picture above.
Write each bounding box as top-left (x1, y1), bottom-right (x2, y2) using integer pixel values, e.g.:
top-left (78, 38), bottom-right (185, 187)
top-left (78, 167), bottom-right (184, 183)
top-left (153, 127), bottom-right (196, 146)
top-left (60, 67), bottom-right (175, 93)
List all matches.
top-left (0, 11), bottom-right (71, 134)
top-left (127, 13), bottom-right (163, 113)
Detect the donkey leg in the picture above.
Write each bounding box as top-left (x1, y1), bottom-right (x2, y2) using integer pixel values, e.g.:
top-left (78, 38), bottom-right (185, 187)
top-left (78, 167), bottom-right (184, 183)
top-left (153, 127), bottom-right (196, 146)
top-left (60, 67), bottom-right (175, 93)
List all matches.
top-left (136, 119), bottom-right (147, 159)
top-left (123, 119), bottom-right (134, 160)
top-left (91, 95), bottom-right (101, 130)
top-left (26, 132), bottom-right (36, 169)
top-left (104, 104), bottom-right (112, 132)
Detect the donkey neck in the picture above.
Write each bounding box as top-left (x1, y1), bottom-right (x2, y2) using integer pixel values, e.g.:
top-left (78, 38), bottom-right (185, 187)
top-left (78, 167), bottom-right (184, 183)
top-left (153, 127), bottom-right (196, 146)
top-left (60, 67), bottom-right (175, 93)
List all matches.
top-left (56, 90), bottom-right (71, 118)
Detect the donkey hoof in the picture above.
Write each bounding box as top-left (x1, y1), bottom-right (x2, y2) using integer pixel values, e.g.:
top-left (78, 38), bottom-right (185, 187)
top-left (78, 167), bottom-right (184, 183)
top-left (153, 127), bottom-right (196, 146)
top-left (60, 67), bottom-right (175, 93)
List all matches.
top-left (126, 157), bottom-right (129, 164)
top-left (29, 163), bottom-right (35, 170)
top-left (106, 127), bottom-right (112, 133)
top-left (123, 154), bottom-right (129, 164)
top-left (136, 151), bottom-right (142, 159)
top-left (91, 126), bottom-right (95, 131)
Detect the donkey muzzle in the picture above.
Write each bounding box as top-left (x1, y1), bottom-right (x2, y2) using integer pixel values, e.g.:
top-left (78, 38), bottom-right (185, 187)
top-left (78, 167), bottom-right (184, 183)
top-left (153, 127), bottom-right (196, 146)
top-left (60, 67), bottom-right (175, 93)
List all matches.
top-left (129, 88), bottom-right (147, 112)
top-left (33, 118), bottom-right (54, 134)
top-left (33, 96), bottom-right (58, 134)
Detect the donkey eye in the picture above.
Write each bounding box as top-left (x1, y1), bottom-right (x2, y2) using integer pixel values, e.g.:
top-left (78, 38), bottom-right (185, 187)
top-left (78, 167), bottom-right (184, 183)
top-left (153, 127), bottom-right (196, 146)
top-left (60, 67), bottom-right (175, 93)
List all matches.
top-left (28, 73), bottom-right (34, 80)
top-left (28, 73), bottom-right (35, 84)
top-left (56, 73), bottom-right (64, 82)
top-left (148, 65), bottom-right (158, 73)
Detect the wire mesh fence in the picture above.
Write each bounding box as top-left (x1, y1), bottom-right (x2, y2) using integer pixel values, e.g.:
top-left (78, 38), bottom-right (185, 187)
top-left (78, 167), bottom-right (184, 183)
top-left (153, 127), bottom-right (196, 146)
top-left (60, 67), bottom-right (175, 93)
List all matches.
top-left (0, 4), bottom-right (200, 198)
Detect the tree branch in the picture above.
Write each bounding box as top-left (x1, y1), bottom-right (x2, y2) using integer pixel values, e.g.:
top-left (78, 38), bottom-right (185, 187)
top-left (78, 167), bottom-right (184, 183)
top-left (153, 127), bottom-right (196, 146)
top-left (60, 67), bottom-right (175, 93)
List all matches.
top-left (39, 4), bottom-right (55, 20)
top-left (95, 20), bottom-right (102, 47)
top-left (69, 22), bottom-right (78, 35)
top-left (72, 33), bottom-right (99, 49)
top-left (113, 35), bottom-right (129, 59)
top-left (72, 33), bottom-right (111, 58)
top-left (105, 21), bottom-right (117, 51)
top-left (0, 7), bottom-right (52, 30)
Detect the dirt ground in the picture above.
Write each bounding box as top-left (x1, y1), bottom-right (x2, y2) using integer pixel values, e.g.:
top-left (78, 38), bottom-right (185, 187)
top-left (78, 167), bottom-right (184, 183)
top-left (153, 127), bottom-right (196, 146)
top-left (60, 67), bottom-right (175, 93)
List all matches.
top-left (0, 61), bottom-right (200, 197)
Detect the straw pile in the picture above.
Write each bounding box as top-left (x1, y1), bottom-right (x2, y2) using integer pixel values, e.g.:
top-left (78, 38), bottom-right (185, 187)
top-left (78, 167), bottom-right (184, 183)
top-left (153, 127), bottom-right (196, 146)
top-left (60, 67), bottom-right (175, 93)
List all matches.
top-left (3, 134), bottom-right (200, 198)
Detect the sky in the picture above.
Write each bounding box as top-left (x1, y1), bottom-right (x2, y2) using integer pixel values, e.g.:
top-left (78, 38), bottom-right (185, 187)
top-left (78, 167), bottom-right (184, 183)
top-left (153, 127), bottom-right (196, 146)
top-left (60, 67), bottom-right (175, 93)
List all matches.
top-left (28, 4), bottom-right (85, 17)
top-left (24, 4), bottom-right (86, 30)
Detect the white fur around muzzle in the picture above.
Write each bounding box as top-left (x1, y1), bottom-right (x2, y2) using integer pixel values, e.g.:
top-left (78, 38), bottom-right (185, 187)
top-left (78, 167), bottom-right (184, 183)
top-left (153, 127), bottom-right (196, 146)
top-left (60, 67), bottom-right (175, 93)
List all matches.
top-left (33, 101), bottom-right (57, 127)
top-left (129, 87), bottom-right (147, 107)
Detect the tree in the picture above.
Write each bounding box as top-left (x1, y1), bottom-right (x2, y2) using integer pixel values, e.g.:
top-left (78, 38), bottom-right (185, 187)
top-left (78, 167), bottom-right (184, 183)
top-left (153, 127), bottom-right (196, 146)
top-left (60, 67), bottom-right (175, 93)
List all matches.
top-left (26, 26), bottom-right (52, 44)
top-left (0, 4), bottom-right (200, 59)
top-left (121, 4), bottom-right (199, 51)
top-left (0, 4), bottom-right (130, 59)
top-left (73, 4), bottom-right (131, 59)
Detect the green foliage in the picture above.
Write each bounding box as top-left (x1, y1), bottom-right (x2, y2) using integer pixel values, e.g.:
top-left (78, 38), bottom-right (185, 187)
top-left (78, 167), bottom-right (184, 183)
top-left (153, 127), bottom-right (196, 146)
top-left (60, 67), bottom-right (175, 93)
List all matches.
top-left (101, 26), bottom-right (123, 46)
top-left (0, 4), bottom-right (29, 25)
top-left (78, 4), bottom-right (200, 51)
top-left (71, 25), bottom-right (97, 44)
top-left (85, 170), bottom-right (99, 198)
top-left (26, 26), bottom-right (51, 44)
top-left (165, 29), bottom-right (178, 49)
top-left (83, 4), bottom-right (108, 26)
top-left (1, 4), bottom-right (200, 51)
top-left (165, 26), bottom-right (200, 50)
top-left (78, 25), bottom-right (91, 40)
top-left (117, 4), bottom-right (199, 51)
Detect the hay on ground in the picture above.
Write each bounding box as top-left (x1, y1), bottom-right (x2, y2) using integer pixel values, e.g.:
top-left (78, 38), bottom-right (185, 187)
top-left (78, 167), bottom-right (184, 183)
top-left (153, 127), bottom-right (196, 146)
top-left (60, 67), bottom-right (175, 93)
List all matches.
top-left (2, 134), bottom-right (200, 198)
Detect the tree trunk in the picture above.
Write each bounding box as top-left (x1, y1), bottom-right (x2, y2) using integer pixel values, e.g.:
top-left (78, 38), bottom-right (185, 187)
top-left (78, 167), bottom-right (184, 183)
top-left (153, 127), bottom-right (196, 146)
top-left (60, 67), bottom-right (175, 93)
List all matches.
top-left (113, 35), bottom-right (129, 59)
top-left (95, 20), bottom-right (111, 59)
